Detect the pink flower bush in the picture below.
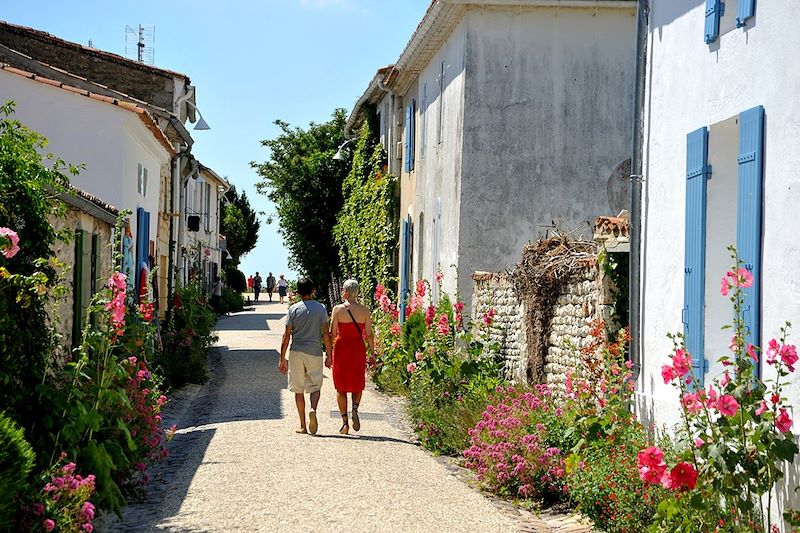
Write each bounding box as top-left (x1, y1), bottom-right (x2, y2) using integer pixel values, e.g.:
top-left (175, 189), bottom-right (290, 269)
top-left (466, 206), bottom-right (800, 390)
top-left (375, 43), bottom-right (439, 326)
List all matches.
top-left (0, 226), bottom-right (20, 258)
top-left (437, 314), bottom-right (450, 335)
top-left (105, 272), bottom-right (127, 336)
top-left (36, 460), bottom-right (96, 533)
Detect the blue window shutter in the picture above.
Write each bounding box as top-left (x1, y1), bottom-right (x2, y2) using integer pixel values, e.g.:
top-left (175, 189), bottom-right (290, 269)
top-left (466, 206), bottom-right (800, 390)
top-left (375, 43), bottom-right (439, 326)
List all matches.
top-left (705, 0), bottom-right (722, 43)
top-left (684, 127), bottom-right (710, 385)
top-left (399, 217), bottom-right (411, 323)
top-left (404, 105), bottom-right (412, 173)
top-left (737, 106), bottom-right (764, 376)
top-left (737, 0), bottom-right (755, 27)
top-left (410, 99), bottom-right (416, 171)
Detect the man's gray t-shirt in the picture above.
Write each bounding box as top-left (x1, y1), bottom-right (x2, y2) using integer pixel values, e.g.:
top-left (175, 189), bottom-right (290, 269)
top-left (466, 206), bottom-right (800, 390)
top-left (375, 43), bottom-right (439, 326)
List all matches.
top-left (286, 300), bottom-right (329, 356)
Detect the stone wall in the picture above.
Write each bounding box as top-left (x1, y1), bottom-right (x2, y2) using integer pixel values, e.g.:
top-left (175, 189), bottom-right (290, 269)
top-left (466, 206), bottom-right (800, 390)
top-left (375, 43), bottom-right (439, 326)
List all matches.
top-left (472, 272), bottom-right (527, 383)
top-left (472, 262), bottom-right (616, 393)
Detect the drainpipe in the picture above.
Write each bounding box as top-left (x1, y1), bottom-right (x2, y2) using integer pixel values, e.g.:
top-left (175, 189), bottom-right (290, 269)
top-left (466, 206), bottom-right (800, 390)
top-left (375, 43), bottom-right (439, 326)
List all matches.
top-left (176, 156), bottom-right (199, 289)
top-left (629, 0), bottom-right (649, 383)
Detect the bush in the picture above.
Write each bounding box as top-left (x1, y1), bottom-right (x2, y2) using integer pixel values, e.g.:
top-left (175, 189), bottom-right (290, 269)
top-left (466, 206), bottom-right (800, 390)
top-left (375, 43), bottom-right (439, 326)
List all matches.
top-left (0, 412), bottom-right (35, 525)
top-left (224, 266), bottom-right (246, 293)
top-left (566, 423), bottom-right (666, 532)
top-left (158, 284), bottom-right (217, 387)
top-left (219, 287), bottom-right (244, 314)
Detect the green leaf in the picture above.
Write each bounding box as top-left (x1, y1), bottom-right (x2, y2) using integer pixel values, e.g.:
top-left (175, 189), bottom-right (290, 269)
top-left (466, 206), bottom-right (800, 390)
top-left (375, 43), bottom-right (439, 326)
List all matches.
top-left (774, 437), bottom-right (799, 462)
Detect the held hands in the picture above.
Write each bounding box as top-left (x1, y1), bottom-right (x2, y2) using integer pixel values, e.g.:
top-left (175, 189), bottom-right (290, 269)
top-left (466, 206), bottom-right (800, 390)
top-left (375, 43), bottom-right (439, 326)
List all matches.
top-left (367, 355), bottom-right (376, 368)
top-left (278, 357), bottom-right (287, 375)
top-left (324, 354), bottom-right (332, 369)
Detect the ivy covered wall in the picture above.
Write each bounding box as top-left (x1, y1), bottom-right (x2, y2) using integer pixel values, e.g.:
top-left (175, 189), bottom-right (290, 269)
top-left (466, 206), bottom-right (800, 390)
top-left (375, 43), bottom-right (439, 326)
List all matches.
top-left (334, 109), bottom-right (398, 303)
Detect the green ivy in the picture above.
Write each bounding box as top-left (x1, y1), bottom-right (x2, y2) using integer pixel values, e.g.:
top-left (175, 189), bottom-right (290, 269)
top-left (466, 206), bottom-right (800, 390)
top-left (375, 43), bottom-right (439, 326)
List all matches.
top-left (333, 110), bottom-right (398, 303)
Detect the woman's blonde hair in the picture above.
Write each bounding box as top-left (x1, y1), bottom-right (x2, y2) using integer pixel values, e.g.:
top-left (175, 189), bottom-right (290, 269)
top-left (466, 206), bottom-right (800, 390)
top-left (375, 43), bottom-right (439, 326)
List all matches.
top-left (342, 279), bottom-right (359, 299)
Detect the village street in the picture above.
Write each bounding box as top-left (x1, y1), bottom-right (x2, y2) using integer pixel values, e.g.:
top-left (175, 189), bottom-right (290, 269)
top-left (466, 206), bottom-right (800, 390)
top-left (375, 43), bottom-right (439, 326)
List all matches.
top-left (99, 302), bottom-right (573, 533)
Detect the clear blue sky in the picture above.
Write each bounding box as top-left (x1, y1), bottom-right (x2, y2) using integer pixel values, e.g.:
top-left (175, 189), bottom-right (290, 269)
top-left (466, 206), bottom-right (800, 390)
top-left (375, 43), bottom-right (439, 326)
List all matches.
top-left (2, 0), bottom-right (429, 280)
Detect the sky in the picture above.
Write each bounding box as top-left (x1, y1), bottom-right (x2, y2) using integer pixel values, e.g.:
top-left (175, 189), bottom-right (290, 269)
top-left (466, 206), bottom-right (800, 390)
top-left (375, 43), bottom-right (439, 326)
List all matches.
top-left (1, 0), bottom-right (429, 280)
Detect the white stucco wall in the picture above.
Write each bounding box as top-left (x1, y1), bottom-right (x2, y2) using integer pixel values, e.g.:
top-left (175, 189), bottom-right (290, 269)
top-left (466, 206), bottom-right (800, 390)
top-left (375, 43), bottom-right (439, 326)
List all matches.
top-left (409, 20), bottom-right (467, 297)
top-left (0, 70), bottom-right (170, 249)
top-left (457, 6), bottom-right (636, 309)
top-left (639, 1), bottom-right (800, 520)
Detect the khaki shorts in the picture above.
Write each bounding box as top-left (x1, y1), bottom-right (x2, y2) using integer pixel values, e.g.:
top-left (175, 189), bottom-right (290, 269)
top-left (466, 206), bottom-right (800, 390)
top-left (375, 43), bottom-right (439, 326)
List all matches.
top-left (287, 350), bottom-right (324, 394)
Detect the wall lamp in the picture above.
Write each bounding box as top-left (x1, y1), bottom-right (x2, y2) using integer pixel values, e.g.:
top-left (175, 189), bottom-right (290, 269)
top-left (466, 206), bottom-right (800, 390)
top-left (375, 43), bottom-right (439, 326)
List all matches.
top-left (186, 100), bottom-right (210, 131)
top-left (333, 139), bottom-right (355, 161)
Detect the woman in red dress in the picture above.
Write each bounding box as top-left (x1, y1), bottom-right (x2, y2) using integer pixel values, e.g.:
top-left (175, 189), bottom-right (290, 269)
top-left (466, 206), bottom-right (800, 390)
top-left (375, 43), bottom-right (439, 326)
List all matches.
top-left (329, 279), bottom-right (375, 434)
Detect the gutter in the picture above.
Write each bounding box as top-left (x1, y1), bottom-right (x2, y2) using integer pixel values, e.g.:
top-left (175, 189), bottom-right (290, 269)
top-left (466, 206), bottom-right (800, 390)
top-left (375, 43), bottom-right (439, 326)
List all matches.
top-left (629, 0), bottom-right (648, 384)
top-left (444, 0), bottom-right (633, 6)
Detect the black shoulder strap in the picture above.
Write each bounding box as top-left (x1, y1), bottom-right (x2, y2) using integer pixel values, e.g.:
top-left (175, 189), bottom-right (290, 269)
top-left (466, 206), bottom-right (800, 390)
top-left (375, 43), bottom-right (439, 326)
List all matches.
top-left (344, 303), bottom-right (363, 338)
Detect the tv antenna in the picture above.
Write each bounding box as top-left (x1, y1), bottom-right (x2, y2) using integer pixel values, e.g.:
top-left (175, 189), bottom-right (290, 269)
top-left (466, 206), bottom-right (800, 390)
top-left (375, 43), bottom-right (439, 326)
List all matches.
top-left (125, 24), bottom-right (155, 64)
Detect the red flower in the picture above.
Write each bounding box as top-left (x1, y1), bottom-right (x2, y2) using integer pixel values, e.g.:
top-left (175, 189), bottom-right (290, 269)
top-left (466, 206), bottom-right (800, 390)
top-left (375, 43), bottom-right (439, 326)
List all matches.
top-left (667, 462), bottom-right (698, 491)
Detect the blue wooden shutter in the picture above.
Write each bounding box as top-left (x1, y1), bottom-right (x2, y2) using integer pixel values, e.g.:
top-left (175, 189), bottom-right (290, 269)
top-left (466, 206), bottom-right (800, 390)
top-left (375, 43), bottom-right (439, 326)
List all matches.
top-left (404, 104), bottom-right (412, 172)
top-left (705, 0), bottom-right (722, 43)
top-left (737, 0), bottom-right (755, 27)
top-left (410, 99), bottom-right (416, 171)
top-left (684, 127), bottom-right (710, 385)
top-left (399, 217), bottom-right (411, 322)
top-left (736, 106), bottom-right (764, 375)
top-left (136, 208), bottom-right (150, 302)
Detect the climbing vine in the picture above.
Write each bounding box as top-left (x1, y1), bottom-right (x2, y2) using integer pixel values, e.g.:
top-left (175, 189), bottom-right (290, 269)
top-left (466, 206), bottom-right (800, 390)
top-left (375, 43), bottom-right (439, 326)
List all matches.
top-left (333, 110), bottom-right (398, 305)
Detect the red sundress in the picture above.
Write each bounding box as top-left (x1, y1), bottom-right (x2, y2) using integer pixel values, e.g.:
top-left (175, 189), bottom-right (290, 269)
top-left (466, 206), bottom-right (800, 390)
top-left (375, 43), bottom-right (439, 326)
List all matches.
top-left (332, 322), bottom-right (367, 393)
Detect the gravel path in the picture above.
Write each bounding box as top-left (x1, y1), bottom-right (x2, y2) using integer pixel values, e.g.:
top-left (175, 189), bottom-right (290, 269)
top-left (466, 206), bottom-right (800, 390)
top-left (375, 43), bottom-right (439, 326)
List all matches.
top-left (104, 301), bottom-right (522, 532)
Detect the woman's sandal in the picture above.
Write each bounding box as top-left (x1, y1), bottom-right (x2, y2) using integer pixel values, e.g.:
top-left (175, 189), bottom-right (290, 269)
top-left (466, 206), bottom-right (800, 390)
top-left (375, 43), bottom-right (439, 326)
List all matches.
top-left (339, 414), bottom-right (349, 435)
top-left (351, 405), bottom-right (361, 432)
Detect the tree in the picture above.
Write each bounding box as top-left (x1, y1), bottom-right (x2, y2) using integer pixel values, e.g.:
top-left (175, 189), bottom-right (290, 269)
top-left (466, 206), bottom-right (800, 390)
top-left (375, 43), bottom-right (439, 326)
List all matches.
top-left (251, 109), bottom-right (348, 302)
top-left (219, 184), bottom-right (259, 265)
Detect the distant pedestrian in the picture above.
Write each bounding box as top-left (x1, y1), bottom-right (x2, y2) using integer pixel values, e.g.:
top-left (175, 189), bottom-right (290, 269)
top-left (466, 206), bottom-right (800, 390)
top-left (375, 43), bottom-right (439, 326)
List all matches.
top-left (247, 275), bottom-right (254, 293)
top-left (277, 274), bottom-right (289, 304)
top-left (329, 279), bottom-right (375, 434)
top-left (211, 275), bottom-right (223, 313)
top-left (278, 277), bottom-right (332, 435)
top-left (253, 272), bottom-right (263, 302)
top-left (266, 272), bottom-right (276, 302)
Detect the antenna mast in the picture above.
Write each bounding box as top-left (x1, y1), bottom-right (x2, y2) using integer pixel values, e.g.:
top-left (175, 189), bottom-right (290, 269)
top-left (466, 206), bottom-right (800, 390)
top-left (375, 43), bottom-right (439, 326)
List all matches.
top-left (125, 25), bottom-right (155, 64)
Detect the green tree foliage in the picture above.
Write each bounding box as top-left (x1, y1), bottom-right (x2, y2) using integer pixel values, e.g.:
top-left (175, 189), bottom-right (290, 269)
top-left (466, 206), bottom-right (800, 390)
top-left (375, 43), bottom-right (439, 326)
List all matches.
top-left (0, 102), bottom-right (71, 441)
top-left (0, 412), bottom-right (35, 525)
top-left (219, 184), bottom-right (259, 265)
top-left (333, 111), bottom-right (398, 303)
top-left (251, 109), bottom-right (348, 301)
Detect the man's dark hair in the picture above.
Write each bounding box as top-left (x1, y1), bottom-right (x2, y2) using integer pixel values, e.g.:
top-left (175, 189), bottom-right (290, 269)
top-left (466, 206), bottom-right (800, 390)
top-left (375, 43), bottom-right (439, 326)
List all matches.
top-left (297, 277), bottom-right (315, 297)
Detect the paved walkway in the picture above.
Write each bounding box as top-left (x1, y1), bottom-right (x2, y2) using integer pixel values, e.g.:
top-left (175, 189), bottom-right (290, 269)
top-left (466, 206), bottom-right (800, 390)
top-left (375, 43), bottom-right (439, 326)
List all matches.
top-left (103, 301), bottom-right (527, 532)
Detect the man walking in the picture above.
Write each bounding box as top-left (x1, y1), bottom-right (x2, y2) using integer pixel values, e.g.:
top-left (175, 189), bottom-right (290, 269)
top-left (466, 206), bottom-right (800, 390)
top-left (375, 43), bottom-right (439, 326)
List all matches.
top-left (278, 278), bottom-right (331, 435)
top-left (253, 271), bottom-right (262, 302)
top-left (266, 272), bottom-right (276, 302)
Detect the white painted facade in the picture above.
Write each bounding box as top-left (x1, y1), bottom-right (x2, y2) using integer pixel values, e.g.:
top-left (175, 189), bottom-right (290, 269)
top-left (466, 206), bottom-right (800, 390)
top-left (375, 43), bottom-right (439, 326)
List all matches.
top-left (366, 2), bottom-right (636, 307)
top-left (0, 69), bottom-right (171, 251)
top-left (637, 0), bottom-right (800, 520)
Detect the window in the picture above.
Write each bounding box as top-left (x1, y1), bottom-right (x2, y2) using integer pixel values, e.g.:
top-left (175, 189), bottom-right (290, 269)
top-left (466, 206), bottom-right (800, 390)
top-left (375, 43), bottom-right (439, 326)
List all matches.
top-left (705, 0), bottom-right (756, 43)
top-left (137, 163), bottom-right (148, 197)
top-left (438, 61), bottom-right (445, 144)
top-left (421, 83), bottom-right (427, 157)
top-left (683, 106), bottom-right (765, 385)
top-left (404, 99), bottom-right (416, 172)
top-left (204, 183), bottom-right (212, 231)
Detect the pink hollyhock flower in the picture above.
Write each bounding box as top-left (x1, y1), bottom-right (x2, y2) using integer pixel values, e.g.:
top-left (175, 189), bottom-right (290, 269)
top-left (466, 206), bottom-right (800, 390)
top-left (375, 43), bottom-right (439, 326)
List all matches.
top-left (681, 392), bottom-right (704, 414)
top-left (415, 351), bottom-right (423, 361)
top-left (668, 462), bottom-right (698, 491)
top-left (720, 371), bottom-right (731, 388)
top-left (637, 446), bottom-right (667, 485)
top-left (720, 276), bottom-right (732, 296)
top-left (767, 339), bottom-right (781, 364)
top-left (756, 400), bottom-right (769, 416)
top-left (637, 446), bottom-right (664, 468)
top-left (390, 322), bottom-right (401, 336)
top-left (716, 394), bottom-right (739, 417)
top-left (776, 408), bottom-right (793, 433)
top-left (661, 364), bottom-right (676, 384)
top-left (437, 314), bottom-right (450, 335)
top-left (435, 270), bottom-right (444, 283)
top-left (747, 344), bottom-right (759, 363)
top-left (406, 362), bottom-right (417, 373)
top-left (424, 305), bottom-right (436, 326)
top-left (379, 294), bottom-right (392, 313)
top-left (374, 284), bottom-right (385, 300)
top-left (108, 271), bottom-right (127, 291)
top-left (0, 227), bottom-right (20, 259)
top-left (625, 360), bottom-right (633, 369)
top-left (454, 301), bottom-right (465, 313)
top-left (482, 308), bottom-right (496, 326)
top-left (705, 385), bottom-right (718, 406)
top-left (409, 294), bottom-right (424, 313)
top-left (694, 437), bottom-right (705, 448)
top-left (781, 344), bottom-right (798, 371)
top-left (672, 349), bottom-right (691, 377)
top-left (43, 519), bottom-right (55, 532)
top-left (771, 393), bottom-right (781, 405)
top-left (736, 267), bottom-right (754, 288)
top-left (415, 279), bottom-right (426, 297)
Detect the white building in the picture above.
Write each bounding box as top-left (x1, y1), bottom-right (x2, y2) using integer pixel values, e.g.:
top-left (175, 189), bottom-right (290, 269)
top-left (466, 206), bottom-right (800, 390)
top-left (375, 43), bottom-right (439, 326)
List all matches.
top-left (634, 0), bottom-right (800, 518)
top-left (0, 64), bottom-right (174, 300)
top-left (181, 163), bottom-right (230, 292)
top-left (347, 0), bottom-right (637, 310)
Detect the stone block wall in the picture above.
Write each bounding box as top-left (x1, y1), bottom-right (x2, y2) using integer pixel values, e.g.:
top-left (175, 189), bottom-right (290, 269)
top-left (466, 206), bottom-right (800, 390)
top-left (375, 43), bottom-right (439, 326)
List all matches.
top-left (545, 266), bottom-right (603, 397)
top-left (472, 272), bottom-right (527, 383)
